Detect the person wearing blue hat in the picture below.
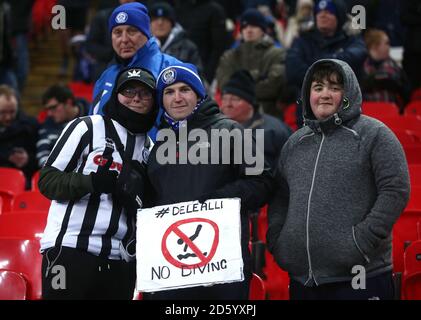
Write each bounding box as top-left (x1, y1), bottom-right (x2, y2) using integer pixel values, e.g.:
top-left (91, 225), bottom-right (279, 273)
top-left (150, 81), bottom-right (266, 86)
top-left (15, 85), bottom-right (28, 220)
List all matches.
top-left (90, 2), bottom-right (181, 141)
top-left (149, 2), bottom-right (203, 77)
top-left (216, 8), bottom-right (287, 119)
top-left (286, 0), bottom-right (367, 128)
top-left (143, 62), bottom-right (273, 300)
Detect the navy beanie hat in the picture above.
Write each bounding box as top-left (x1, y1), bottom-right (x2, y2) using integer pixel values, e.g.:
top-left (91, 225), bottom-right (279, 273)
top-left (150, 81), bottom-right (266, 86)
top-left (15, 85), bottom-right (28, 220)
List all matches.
top-left (157, 63), bottom-right (206, 109)
top-left (240, 8), bottom-right (267, 32)
top-left (149, 2), bottom-right (176, 25)
top-left (108, 2), bottom-right (151, 38)
top-left (222, 70), bottom-right (256, 108)
top-left (314, 0), bottom-right (347, 29)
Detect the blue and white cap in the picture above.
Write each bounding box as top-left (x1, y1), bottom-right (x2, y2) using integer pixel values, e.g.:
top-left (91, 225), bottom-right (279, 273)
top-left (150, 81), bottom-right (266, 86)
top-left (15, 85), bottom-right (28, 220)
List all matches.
top-left (156, 63), bottom-right (206, 109)
top-left (108, 2), bottom-right (151, 39)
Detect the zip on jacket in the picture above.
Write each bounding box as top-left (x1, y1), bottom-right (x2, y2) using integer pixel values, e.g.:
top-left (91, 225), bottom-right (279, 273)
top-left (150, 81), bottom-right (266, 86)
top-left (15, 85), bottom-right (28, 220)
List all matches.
top-left (304, 130), bottom-right (325, 286)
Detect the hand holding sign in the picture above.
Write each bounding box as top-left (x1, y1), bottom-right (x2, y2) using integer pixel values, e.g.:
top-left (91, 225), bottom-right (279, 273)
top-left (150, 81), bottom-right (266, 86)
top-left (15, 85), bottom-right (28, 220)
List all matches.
top-left (136, 198), bottom-right (243, 292)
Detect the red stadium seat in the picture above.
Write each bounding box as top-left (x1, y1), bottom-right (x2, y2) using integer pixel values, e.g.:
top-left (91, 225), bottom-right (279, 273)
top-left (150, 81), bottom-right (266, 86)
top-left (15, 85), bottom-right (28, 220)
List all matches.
top-left (0, 211), bottom-right (48, 239)
top-left (393, 130), bottom-right (421, 148)
top-left (373, 115), bottom-right (421, 134)
top-left (0, 239), bottom-right (42, 299)
top-left (284, 103), bottom-right (298, 132)
top-left (31, 171), bottom-right (41, 191)
top-left (0, 270), bottom-right (27, 300)
top-left (404, 101), bottom-right (421, 116)
top-left (406, 186), bottom-right (421, 211)
top-left (68, 81), bottom-right (94, 103)
top-left (362, 101), bottom-right (400, 118)
top-left (0, 168), bottom-right (26, 212)
top-left (393, 210), bottom-right (421, 273)
top-left (404, 146), bottom-right (421, 164)
top-left (11, 191), bottom-right (51, 212)
top-left (249, 273), bottom-right (266, 300)
top-left (409, 164), bottom-right (421, 186)
top-left (0, 168), bottom-right (26, 194)
top-left (402, 222), bottom-right (421, 300)
top-left (31, 0), bottom-right (56, 38)
top-left (37, 110), bottom-right (48, 124)
top-left (410, 88), bottom-right (421, 102)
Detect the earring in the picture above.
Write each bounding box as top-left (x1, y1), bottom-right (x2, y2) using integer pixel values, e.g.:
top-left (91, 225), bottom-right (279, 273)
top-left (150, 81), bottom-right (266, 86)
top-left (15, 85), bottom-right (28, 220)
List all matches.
top-left (343, 97), bottom-right (350, 110)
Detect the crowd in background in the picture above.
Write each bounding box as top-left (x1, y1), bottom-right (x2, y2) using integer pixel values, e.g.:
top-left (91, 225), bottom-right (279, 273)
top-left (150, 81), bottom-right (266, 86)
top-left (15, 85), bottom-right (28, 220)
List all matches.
top-left (0, 0), bottom-right (420, 185)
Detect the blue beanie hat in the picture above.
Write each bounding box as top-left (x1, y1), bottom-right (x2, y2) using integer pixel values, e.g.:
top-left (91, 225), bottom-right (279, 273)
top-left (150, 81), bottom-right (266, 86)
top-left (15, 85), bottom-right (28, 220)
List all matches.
top-left (108, 3), bottom-right (151, 38)
top-left (156, 63), bottom-right (206, 109)
top-left (240, 8), bottom-right (267, 32)
top-left (315, 0), bottom-right (337, 16)
top-left (315, 0), bottom-right (347, 29)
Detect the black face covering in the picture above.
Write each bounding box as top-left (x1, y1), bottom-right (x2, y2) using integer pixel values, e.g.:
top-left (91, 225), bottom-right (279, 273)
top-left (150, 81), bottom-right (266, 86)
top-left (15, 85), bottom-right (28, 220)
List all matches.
top-left (104, 100), bottom-right (157, 134)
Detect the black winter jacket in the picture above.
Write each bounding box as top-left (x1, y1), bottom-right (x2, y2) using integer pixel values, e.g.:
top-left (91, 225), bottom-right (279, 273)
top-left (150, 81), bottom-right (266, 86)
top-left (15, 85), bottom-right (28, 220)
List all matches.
top-left (0, 111), bottom-right (39, 180)
top-left (147, 97), bottom-right (274, 274)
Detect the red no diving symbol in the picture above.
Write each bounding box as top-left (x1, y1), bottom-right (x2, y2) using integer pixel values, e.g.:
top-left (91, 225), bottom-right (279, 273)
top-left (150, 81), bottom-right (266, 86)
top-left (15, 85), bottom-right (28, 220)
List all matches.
top-left (162, 218), bottom-right (219, 269)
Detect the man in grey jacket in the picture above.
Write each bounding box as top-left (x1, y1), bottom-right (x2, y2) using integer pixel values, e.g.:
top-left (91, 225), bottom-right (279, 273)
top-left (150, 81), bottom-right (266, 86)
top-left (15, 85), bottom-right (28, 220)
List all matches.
top-left (267, 58), bottom-right (410, 300)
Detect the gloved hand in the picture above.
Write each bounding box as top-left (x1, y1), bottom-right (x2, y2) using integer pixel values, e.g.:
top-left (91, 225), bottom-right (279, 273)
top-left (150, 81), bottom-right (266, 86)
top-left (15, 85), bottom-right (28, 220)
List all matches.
top-left (115, 159), bottom-right (147, 213)
top-left (90, 156), bottom-right (118, 194)
top-left (197, 189), bottom-right (226, 204)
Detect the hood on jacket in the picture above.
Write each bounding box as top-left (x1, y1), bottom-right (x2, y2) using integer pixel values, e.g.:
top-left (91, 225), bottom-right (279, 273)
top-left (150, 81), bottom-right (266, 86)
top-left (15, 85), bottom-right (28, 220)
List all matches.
top-left (301, 59), bottom-right (362, 129)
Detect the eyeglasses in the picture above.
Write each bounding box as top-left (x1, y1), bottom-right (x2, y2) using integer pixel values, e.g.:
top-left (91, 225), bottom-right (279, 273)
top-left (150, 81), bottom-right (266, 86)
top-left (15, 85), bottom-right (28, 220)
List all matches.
top-left (44, 103), bottom-right (60, 111)
top-left (45, 103), bottom-right (60, 111)
top-left (120, 88), bottom-right (153, 100)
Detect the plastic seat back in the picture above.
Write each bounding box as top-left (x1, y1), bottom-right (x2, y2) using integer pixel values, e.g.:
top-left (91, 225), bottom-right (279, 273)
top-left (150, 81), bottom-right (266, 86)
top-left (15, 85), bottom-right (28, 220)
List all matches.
top-left (393, 130), bottom-right (421, 148)
top-left (409, 164), bottom-right (421, 186)
top-left (393, 210), bottom-right (421, 273)
top-left (0, 239), bottom-right (42, 299)
top-left (405, 101), bottom-right (421, 116)
top-left (0, 168), bottom-right (26, 194)
top-left (376, 115), bottom-right (421, 134)
top-left (410, 88), bottom-right (421, 102)
top-left (404, 146), bottom-right (421, 164)
top-left (0, 270), bottom-right (27, 300)
top-left (407, 186), bottom-right (421, 211)
top-left (0, 211), bottom-right (47, 239)
top-left (362, 101), bottom-right (400, 118)
top-left (11, 191), bottom-right (51, 212)
top-left (0, 168), bottom-right (26, 211)
top-left (402, 222), bottom-right (421, 299)
top-left (284, 103), bottom-right (298, 131)
top-left (31, 171), bottom-right (40, 191)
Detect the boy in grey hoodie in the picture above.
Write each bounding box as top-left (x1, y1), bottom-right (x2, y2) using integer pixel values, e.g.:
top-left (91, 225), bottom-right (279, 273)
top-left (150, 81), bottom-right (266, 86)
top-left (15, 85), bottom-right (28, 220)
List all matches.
top-left (267, 59), bottom-right (410, 300)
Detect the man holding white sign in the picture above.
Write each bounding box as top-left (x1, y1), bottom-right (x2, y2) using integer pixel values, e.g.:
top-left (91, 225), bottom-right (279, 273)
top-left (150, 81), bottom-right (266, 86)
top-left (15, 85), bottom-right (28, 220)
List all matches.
top-left (142, 62), bottom-right (273, 300)
top-left (137, 198), bottom-right (243, 293)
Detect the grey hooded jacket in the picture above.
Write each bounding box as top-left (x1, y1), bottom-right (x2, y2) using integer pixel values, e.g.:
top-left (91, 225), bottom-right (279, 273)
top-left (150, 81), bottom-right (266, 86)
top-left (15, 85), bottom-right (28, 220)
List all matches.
top-left (267, 59), bottom-right (410, 286)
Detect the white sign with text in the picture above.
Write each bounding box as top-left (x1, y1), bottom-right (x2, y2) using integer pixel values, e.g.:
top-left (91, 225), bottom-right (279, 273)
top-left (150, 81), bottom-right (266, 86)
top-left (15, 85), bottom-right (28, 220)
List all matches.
top-left (136, 198), bottom-right (244, 292)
